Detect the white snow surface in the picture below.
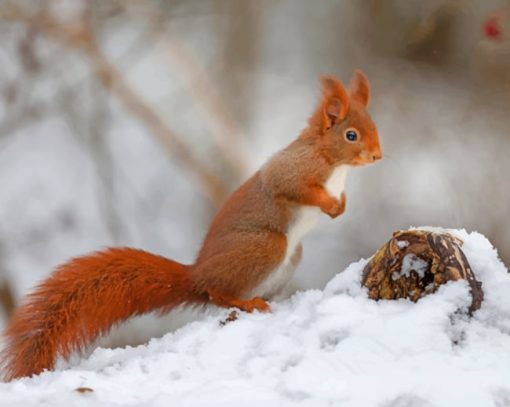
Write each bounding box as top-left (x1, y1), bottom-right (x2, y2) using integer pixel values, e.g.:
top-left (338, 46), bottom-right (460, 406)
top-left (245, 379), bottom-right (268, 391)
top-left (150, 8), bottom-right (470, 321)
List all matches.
top-left (1, 228), bottom-right (510, 407)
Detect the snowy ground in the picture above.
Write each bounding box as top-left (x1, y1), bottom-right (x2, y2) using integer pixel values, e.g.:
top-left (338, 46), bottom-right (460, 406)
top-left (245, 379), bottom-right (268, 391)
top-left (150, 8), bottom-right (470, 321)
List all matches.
top-left (1, 228), bottom-right (510, 407)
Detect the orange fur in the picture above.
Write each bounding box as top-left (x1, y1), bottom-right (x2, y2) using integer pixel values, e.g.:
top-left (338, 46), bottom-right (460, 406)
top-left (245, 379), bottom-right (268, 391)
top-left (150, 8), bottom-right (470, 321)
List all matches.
top-left (349, 69), bottom-right (370, 107)
top-left (1, 248), bottom-right (199, 381)
top-left (2, 70), bottom-right (382, 380)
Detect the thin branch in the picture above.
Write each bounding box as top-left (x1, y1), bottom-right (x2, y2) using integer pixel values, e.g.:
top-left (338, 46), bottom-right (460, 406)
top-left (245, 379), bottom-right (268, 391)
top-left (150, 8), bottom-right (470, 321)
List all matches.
top-left (0, 2), bottom-right (228, 206)
top-left (0, 242), bottom-right (16, 317)
top-left (118, 0), bottom-right (251, 179)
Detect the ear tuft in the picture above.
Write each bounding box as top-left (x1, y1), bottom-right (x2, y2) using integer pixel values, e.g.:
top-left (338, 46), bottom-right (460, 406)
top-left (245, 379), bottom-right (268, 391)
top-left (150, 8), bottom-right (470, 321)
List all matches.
top-left (316, 75), bottom-right (349, 130)
top-left (349, 69), bottom-right (370, 107)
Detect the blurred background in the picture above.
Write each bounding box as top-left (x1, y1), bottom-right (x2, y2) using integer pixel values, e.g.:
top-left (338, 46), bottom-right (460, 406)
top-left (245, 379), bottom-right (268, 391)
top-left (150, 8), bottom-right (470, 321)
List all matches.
top-left (0, 0), bottom-right (509, 325)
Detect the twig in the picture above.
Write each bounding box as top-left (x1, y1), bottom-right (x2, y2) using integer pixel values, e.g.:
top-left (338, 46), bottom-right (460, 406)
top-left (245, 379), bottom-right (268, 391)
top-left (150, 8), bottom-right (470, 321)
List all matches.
top-left (118, 0), bottom-right (251, 179)
top-left (0, 2), bottom-right (229, 206)
top-left (0, 242), bottom-right (16, 317)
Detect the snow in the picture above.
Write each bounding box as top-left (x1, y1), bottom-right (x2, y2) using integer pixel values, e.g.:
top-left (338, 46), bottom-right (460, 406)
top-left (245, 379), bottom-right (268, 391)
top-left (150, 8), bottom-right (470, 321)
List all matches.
top-left (1, 228), bottom-right (510, 406)
top-left (396, 240), bottom-right (410, 249)
top-left (392, 253), bottom-right (428, 280)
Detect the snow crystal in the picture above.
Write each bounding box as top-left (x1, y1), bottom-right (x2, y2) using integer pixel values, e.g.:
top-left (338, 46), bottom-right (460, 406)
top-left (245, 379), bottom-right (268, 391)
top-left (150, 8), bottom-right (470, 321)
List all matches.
top-left (0, 228), bottom-right (509, 407)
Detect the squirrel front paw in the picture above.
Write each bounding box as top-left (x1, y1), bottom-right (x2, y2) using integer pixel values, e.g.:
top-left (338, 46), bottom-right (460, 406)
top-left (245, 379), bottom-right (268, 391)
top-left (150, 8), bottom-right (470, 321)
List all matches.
top-left (320, 192), bottom-right (346, 218)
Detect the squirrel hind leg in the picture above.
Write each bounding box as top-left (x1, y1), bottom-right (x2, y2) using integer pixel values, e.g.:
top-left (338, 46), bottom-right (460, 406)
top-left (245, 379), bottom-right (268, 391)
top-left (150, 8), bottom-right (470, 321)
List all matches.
top-left (193, 231), bottom-right (288, 311)
top-left (206, 289), bottom-right (271, 313)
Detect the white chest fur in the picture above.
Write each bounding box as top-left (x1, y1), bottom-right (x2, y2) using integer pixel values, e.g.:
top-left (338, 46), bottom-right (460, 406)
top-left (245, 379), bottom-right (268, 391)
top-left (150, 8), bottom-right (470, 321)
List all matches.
top-left (284, 164), bottom-right (349, 263)
top-left (324, 164), bottom-right (349, 197)
top-left (249, 165), bottom-right (349, 299)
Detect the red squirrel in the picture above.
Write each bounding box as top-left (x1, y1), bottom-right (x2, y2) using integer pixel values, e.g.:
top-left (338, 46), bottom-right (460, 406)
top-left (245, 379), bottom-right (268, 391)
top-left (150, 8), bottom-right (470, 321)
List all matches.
top-left (1, 70), bottom-right (381, 381)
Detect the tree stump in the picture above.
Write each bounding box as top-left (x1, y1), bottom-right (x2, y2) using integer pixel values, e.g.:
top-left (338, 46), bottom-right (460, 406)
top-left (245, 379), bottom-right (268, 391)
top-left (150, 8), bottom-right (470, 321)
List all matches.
top-left (361, 230), bottom-right (483, 314)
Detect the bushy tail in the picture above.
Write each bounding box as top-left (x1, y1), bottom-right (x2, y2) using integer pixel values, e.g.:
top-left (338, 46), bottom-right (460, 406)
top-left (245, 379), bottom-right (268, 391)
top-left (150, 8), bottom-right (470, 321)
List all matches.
top-left (1, 248), bottom-right (199, 381)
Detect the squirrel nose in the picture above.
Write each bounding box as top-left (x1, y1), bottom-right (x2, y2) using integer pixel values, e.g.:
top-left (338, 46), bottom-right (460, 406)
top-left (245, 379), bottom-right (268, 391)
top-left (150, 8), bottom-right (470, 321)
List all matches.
top-left (372, 151), bottom-right (382, 161)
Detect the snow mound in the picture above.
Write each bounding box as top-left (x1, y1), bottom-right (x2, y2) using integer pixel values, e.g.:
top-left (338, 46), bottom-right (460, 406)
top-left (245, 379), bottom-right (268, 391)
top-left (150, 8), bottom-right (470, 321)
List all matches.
top-left (1, 229), bottom-right (510, 407)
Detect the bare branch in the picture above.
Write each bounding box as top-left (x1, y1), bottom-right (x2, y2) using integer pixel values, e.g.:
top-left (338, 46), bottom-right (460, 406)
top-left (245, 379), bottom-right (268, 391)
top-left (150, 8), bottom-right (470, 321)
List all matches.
top-left (118, 0), bottom-right (251, 179)
top-left (0, 2), bottom-right (229, 206)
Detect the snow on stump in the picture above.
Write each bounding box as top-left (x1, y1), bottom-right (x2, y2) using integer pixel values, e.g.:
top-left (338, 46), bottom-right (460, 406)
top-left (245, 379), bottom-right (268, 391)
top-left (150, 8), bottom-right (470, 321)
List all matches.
top-left (361, 230), bottom-right (484, 314)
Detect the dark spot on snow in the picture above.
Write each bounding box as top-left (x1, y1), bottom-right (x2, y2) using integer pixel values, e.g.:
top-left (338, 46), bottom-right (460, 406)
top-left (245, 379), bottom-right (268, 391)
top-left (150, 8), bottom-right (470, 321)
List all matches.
top-left (320, 329), bottom-right (349, 351)
top-left (75, 387), bottom-right (93, 394)
top-left (219, 310), bottom-right (239, 326)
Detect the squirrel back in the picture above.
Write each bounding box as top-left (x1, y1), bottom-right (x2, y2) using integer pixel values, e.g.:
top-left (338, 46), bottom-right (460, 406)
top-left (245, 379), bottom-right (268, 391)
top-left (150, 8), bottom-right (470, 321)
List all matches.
top-left (1, 70), bottom-right (381, 380)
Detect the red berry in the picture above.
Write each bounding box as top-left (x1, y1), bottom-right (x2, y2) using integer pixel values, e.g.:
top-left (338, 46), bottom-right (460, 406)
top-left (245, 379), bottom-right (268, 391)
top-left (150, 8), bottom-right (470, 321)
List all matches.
top-left (483, 17), bottom-right (501, 39)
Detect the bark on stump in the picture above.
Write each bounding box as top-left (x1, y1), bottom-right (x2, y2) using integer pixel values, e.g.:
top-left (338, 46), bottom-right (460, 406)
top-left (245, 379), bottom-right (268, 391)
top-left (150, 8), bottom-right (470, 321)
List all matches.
top-left (361, 230), bottom-right (483, 314)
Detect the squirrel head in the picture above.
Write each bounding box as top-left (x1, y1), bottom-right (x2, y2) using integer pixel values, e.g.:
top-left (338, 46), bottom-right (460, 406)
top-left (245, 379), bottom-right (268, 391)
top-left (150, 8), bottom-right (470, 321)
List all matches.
top-left (307, 70), bottom-right (382, 166)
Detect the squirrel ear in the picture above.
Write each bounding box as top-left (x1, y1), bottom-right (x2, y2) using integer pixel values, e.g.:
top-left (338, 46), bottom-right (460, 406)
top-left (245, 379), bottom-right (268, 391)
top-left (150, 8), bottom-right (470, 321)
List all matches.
top-left (349, 69), bottom-right (370, 107)
top-left (316, 75), bottom-right (349, 130)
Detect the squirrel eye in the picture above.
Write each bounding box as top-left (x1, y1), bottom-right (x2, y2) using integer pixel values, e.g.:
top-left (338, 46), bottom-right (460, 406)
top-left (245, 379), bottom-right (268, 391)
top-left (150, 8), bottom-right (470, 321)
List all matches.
top-left (344, 129), bottom-right (358, 142)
